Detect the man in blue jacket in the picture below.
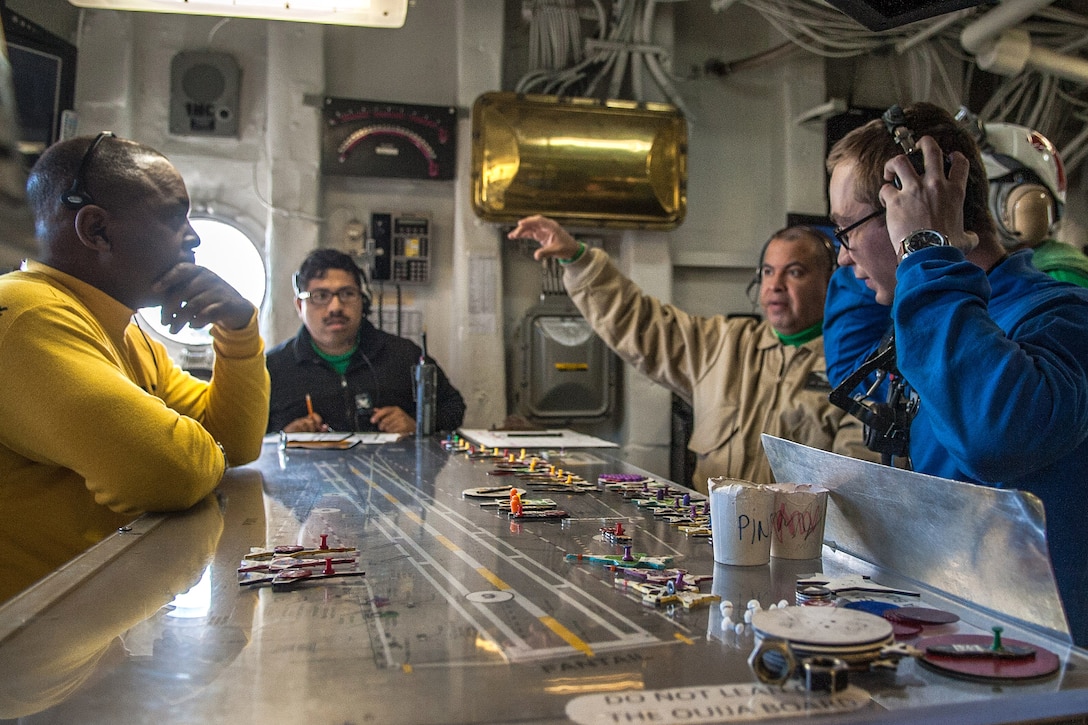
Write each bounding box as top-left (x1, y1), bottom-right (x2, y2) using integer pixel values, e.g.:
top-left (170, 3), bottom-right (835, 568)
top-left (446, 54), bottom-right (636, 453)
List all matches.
top-left (824, 102), bottom-right (1088, 647)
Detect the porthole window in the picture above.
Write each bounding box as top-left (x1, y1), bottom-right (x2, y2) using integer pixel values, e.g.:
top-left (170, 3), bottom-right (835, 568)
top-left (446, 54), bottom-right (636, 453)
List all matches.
top-left (137, 214), bottom-right (266, 347)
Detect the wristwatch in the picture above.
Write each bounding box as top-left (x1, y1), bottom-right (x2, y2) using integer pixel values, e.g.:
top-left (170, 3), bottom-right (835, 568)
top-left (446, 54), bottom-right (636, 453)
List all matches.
top-left (899, 229), bottom-right (949, 261)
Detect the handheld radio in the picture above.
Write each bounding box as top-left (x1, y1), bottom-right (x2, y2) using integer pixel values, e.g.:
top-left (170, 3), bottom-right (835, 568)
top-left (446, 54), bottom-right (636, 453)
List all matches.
top-left (413, 331), bottom-right (437, 437)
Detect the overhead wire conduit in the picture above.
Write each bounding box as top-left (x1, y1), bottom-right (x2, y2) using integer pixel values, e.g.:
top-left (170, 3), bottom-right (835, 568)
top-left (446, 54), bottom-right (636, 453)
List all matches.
top-left (960, 0), bottom-right (1088, 84)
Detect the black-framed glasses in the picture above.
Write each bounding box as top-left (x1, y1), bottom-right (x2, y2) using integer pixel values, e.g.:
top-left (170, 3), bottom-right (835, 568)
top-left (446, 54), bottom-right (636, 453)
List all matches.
top-left (297, 287), bottom-right (363, 306)
top-left (834, 208), bottom-right (885, 250)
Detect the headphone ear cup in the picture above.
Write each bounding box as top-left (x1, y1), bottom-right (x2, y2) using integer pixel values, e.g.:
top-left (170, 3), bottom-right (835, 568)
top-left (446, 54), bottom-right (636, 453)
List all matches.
top-left (1003, 183), bottom-right (1054, 247)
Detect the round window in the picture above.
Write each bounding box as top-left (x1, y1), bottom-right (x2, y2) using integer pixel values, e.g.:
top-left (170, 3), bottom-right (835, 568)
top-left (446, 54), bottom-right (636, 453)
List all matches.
top-left (137, 215), bottom-right (266, 346)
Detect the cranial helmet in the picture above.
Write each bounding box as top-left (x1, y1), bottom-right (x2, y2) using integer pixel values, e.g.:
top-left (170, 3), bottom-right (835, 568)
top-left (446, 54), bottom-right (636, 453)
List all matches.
top-left (981, 122), bottom-right (1066, 250)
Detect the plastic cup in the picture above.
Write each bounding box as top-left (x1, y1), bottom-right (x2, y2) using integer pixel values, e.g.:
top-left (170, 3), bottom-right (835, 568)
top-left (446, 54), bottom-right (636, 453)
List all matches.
top-left (708, 477), bottom-right (775, 566)
top-left (766, 483), bottom-right (829, 560)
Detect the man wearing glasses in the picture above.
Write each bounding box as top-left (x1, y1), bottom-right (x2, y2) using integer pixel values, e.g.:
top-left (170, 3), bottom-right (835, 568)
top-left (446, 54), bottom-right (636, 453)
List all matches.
top-left (824, 102), bottom-right (1088, 646)
top-left (266, 248), bottom-right (465, 435)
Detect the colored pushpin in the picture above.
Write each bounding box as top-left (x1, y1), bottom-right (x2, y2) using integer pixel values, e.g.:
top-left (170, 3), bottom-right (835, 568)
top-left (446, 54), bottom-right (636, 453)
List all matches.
top-left (615, 522), bottom-right (624, 536)
top-left (622, 545), bottom-right (635, 562)
top-left (682, 493), bottom-right (691, 507)
top-left (991, 626), bottom-right (1004, 651)
top-left (510, 488), bottom-right (523, 516)
top-left (324, 558), bottom-right (335, 576)
top-left (319, 533), bottom-right (329, 549)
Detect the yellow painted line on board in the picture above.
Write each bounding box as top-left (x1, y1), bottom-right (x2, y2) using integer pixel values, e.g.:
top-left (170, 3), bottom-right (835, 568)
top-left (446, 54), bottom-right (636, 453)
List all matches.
top-left (434, 534), bottom-right (459, 551)
top-left (477, 567), bottom-right (510, 591)
top-left (540, 616), bottom-right (594, 657)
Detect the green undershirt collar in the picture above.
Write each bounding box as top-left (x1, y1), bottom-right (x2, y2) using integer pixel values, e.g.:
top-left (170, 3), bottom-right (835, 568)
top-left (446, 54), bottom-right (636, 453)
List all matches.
top-left (313, 342), bottom-right (356, 375)
top-left (775, 321), bottom-right (822, 347)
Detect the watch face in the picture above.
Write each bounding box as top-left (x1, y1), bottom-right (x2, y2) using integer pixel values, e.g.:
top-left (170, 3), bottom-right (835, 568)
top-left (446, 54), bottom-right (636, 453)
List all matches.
top-left (905, 230), bottom-right (947, 253)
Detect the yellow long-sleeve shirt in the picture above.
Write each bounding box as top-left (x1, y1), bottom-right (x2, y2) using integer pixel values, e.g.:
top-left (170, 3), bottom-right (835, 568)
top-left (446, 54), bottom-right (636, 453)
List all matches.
top-left (0, 261), bottom-right (269, 602)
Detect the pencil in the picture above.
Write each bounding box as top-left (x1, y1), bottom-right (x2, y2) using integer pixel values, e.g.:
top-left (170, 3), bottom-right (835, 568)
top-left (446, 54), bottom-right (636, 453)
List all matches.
top-left (306, 393), bottom-right (315, 419)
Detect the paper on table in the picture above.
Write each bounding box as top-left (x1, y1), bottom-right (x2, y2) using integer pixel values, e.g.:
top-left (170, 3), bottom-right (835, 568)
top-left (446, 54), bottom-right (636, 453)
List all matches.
top-left (347, 433), bottom-right (402, 445)
top-left (457, 428), bottom-right (618, 449)
top-left (270, 432), bottom-right (399, 449)
top-left (278, 432), bottom-right (355, 449)
top-left (284, 433), bottom-right (352, 442)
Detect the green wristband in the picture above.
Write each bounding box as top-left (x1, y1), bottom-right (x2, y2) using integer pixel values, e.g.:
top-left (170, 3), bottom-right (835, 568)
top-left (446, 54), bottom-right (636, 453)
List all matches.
top-left (558, 241), bottom-right (586, 265)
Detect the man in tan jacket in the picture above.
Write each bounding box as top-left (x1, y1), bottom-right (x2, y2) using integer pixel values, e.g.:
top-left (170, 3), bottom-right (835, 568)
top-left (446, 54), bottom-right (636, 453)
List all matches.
top-left (508, 215), bottom-right (869, 493)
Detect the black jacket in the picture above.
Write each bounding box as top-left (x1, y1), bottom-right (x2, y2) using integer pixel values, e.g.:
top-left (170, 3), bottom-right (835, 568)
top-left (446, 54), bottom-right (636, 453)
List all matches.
top-left (266, 320), bottom-right (466, 433)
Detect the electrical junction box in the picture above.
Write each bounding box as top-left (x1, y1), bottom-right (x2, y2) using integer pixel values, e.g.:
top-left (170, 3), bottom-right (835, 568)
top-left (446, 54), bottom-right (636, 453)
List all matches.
top-left (514, 297), bottom-right (617, 421)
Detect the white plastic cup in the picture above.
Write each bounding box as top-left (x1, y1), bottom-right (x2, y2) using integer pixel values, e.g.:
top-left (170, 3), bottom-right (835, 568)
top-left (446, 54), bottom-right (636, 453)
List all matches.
top-left (766, 483), bottom-right (829, 560)
top-left (708, 477), bottom-right (775, 566)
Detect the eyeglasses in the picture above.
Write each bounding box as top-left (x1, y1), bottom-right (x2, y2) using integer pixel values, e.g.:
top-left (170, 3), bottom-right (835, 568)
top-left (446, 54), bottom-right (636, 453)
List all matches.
top-left (297, 287), bottom-right (363, 306)
top-left (834, 208), bottom-right (885, 250)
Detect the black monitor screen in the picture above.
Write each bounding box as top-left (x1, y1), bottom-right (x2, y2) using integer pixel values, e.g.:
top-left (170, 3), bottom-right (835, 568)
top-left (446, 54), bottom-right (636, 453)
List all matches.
top-left (1, 8), bottom-right (76, 162)
top-left (824, 0), bottom-right (985, 30)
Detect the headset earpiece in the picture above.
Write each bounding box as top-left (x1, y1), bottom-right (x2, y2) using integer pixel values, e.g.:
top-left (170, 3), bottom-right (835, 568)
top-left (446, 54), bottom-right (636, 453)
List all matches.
top-left (61, 131), bottom-right (115, 210)
top-left (1002, 183), bottom-right (1054, 247)
top-left (990, 168), bottom-right (1058, 250)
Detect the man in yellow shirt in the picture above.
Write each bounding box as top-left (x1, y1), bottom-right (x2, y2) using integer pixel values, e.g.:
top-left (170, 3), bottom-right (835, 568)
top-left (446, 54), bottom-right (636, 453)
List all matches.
top-left (0, 133), bottom-right (270, 602)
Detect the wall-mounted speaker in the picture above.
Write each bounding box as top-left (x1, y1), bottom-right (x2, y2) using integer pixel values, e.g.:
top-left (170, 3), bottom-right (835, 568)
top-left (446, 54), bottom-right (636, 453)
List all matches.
top-left (169, 51), bottom-right (240, 137)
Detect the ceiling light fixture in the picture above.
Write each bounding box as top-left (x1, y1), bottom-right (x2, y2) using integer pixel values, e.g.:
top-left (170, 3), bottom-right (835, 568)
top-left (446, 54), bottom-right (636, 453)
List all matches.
top-left (66, 0), bottom-right (408, 28)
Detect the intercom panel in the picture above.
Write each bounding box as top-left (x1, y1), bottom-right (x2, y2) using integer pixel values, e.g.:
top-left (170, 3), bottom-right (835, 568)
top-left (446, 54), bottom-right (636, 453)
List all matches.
top-left (169, 51), bottom-right (240, 137)
top-left (369, 212), bottom-right (430, 284)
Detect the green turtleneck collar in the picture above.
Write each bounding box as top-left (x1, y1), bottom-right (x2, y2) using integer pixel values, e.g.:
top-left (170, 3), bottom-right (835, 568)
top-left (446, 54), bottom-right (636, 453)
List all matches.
top-left (312, 341), bottom-right (357, 375)
top-left (775, 321), bottom-right (822, 347)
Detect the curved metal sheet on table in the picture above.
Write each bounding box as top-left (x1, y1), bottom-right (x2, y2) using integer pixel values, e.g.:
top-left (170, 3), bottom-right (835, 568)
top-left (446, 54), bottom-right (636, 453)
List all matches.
top-left (761, 434), bottom-right (1069, 638)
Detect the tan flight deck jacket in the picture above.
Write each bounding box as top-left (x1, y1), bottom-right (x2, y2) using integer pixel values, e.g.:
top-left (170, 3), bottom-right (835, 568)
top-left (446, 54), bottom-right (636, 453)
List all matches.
top-left (562, 247), bottom-right (871, 494)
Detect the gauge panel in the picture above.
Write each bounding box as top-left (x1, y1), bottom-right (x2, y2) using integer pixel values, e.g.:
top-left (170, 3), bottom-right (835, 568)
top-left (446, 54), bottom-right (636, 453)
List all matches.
top-left (322, 97), bottom-right (457, 180)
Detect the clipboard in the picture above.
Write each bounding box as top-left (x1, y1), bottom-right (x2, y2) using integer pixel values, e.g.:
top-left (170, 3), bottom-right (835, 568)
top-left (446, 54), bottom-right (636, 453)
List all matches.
top-left (280, 433), bottom-right (359, 450)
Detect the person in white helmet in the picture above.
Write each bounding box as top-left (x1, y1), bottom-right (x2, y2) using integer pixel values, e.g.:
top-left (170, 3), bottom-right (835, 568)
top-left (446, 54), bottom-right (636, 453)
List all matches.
top-left (980, 120), bottom-right (1088, 287)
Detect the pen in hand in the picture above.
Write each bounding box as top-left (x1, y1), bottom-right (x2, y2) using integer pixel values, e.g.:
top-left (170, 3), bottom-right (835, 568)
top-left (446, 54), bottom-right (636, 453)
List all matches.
top-left (304, 394), bottom-right (332, 432)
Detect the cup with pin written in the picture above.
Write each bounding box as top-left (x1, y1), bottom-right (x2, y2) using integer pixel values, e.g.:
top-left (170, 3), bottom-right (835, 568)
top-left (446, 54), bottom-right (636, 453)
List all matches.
top-left (708, 477), bottom-right (775, 566)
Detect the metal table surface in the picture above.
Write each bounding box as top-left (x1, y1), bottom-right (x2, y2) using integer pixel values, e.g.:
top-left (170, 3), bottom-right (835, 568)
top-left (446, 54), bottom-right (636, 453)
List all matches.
top-left (1, 437), bottom-right (1087, 724)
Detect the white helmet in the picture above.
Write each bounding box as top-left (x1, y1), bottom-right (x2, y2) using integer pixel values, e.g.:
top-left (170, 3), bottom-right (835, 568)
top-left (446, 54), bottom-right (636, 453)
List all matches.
top-left (980, 122), bottom-right (1066, 250)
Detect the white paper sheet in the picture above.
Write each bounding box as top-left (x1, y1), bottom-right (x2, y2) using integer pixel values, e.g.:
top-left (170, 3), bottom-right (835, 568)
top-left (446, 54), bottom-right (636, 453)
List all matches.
top-left (457, 428), bottom-right (618, 449)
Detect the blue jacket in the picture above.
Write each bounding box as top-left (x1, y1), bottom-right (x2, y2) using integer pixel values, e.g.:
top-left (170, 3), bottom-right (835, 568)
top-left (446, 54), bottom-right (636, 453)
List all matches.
top-left (825, 249), bottom-right (1088, 646)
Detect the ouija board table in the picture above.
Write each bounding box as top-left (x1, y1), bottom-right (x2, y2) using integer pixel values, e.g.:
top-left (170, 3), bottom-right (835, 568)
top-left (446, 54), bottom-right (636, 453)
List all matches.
top-left (1, 436), bottom-right (1086, 724)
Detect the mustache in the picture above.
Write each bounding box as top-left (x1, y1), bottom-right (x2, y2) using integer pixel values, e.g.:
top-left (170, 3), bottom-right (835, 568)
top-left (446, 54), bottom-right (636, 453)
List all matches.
top-left (322, 312), bottom-right (350, 323)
